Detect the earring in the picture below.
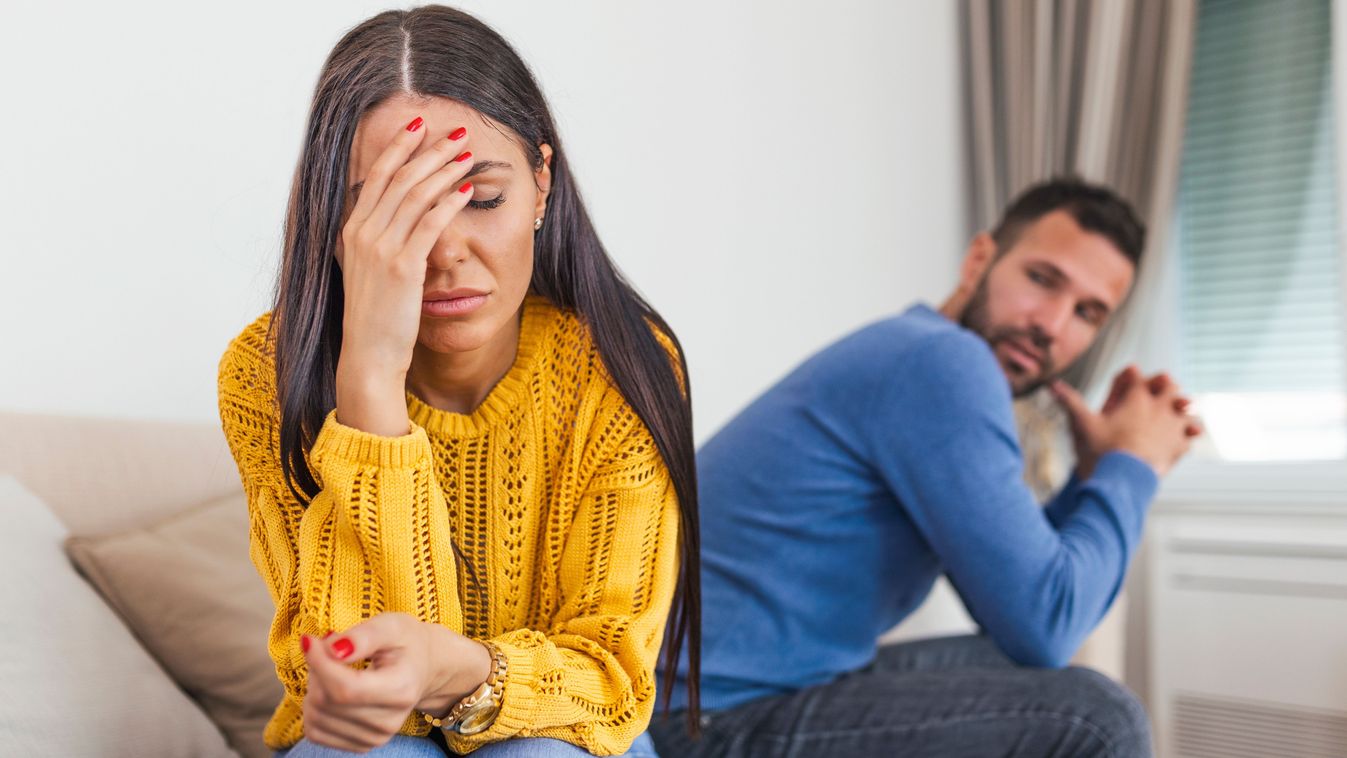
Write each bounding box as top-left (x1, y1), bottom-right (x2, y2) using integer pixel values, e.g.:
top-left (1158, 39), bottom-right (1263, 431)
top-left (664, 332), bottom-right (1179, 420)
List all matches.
top-left (533, 217), bottom-right (543, 231)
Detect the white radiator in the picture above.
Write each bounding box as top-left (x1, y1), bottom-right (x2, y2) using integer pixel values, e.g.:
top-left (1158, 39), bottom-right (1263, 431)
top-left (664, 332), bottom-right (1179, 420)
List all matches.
top-left (1148, 507), bottom-right (1347, 757)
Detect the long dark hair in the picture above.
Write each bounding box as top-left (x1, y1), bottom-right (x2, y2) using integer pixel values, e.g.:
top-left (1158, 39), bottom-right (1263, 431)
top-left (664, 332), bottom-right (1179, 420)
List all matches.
top-left (270, 5), bottom-right (700, 728)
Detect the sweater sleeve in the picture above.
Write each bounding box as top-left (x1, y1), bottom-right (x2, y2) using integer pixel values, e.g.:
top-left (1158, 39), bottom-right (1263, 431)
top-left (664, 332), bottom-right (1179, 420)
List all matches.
top-left (444, 398), bottom-right (680, 756)
top-left (217, 325), bottom-right (464, 747)
top-left (863, 332), bottom-right (1158, 668)
top-left (1043, 472), bottom-right (1084, 527)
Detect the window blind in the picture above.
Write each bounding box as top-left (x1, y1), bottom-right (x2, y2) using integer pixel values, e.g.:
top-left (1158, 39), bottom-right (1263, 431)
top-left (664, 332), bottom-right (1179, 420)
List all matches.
top-left (1178, 0), bottom-right (1344, 395)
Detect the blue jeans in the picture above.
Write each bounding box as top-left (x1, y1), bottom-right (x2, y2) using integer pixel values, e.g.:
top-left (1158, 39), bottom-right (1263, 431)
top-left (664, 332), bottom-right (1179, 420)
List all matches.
top-left (275, 731), bottom-right (658, 757)
top-left (649, 635), bottom-right (1152, 757)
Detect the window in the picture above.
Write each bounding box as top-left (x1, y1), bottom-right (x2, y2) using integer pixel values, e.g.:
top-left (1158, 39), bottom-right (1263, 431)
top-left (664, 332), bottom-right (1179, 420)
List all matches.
top-left (1176, 0), bottom-right (1346, 462)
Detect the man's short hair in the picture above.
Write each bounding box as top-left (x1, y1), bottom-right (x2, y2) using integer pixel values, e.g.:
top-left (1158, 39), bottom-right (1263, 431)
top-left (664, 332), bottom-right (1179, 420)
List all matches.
top-left (990, 178), bottom-right (1146, 266)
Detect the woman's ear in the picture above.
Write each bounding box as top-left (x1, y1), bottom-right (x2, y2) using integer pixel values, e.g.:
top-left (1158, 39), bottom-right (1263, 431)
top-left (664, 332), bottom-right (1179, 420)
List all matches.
top-left (533, 143), bottom-right (553, 221)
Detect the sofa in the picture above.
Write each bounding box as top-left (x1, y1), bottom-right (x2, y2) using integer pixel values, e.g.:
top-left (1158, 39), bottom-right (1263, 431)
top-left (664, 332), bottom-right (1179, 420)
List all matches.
top-left (0, 409), bottom-right (1128, 758)
top-left (0, 410), bottom-right (280, 758)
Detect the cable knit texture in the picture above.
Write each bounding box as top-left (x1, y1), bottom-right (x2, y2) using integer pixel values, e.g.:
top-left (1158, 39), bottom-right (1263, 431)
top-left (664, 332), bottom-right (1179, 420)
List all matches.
top-left (217, 296), bottom-right (680, 755)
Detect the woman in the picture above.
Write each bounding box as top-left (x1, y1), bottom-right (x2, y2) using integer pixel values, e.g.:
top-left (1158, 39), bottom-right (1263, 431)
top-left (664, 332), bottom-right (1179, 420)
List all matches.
top-left (218, 6), bottom-right (700, 756)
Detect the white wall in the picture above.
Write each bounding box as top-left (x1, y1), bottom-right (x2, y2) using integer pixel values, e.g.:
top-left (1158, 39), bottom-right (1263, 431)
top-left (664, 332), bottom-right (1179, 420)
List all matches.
top-left (0, 0), bottom-right (966, 438)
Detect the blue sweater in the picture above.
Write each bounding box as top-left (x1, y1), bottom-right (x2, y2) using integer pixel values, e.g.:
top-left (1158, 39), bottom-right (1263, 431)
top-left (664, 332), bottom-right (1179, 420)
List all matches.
top-left (665, 304), bottom-right (1158, 711)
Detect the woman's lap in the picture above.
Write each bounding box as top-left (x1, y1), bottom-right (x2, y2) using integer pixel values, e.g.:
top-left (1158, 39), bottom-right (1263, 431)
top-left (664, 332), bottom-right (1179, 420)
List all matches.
top-left (274, 734), bottom-right (442, 758)
top-left (275, 731), bottom-right (658, 758)
top-left (468, 733), bottom-right (657, 757)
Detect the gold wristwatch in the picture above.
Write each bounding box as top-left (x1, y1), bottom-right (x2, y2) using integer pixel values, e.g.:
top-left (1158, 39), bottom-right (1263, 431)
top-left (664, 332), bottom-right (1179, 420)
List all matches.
top-left (422, 641), bottom-right (508, 736)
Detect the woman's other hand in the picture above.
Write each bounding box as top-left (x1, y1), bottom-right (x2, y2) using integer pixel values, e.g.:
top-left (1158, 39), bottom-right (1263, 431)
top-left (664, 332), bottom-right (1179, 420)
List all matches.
top-left (300, 612), bottom-right (492, 752)
top-left (335, 116), bottom-right (477, 436)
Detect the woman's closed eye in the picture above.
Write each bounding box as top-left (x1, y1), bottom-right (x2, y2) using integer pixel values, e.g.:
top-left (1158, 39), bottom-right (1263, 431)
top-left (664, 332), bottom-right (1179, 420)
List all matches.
top-left (467, 194), bottom-right (505, 210)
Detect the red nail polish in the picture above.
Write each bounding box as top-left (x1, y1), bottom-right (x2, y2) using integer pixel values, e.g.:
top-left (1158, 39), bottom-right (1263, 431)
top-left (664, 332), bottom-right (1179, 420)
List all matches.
top-left (301, 635), bottom-right (311, 653)
top-left (333, 639), bottom-right (354, 660)
top-left (448, 126), bottom-right (467, 140)
top-left (454, 151), bottom-right (472, 163)
top-left (406, 116), bottom-right (424, 132)
top-left (458, 182), bottom-right (473, 194)
top-left (322, 632), bottom-right (334, 639)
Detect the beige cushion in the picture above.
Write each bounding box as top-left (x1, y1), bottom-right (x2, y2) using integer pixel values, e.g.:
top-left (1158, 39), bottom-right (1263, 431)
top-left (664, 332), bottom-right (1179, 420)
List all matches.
top-left (66, 491), bottom-right (281, 758)
top-left (0, 410), bottom-right (239, 537)
top-left (0, 476), bottom-right (238, 757)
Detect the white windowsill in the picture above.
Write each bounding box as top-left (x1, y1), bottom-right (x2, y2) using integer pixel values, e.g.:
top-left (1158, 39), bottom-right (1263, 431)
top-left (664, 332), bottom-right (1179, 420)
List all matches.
top-left (1155, 458), bottom-right (1347, 514)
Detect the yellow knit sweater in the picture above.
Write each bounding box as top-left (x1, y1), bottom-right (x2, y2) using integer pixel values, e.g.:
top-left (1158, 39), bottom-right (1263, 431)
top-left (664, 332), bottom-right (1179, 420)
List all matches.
top-left (217, 296), bottom-right (680, 755)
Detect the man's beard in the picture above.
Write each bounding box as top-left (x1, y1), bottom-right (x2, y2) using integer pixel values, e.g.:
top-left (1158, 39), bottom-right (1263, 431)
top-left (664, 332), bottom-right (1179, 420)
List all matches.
top-left (958, 278), bottom-right (1058, 397)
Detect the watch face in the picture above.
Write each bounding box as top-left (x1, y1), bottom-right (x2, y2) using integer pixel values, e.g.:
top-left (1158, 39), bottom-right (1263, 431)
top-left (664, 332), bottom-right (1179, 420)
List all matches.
top-left (456, 703), bottom-right (501, 735)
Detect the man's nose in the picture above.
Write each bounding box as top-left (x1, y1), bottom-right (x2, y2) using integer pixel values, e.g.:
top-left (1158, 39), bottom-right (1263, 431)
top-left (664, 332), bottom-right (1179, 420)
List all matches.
top-left (1031, 295), bottom-right (1074, 342)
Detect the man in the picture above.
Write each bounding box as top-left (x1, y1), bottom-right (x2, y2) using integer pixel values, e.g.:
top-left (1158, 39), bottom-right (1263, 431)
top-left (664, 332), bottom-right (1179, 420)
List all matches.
top-left (652, 179), bottom-right (1200, 757)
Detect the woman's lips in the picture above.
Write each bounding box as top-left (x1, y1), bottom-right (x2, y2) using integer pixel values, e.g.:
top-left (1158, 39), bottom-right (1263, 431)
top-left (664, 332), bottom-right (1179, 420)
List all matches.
top-left (422, 293), bottom-right (488, 317)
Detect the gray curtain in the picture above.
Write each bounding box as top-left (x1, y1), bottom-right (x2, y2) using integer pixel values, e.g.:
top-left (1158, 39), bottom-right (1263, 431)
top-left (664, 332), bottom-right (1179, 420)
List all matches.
top-left (962, 0), bottom-right (1197, 397)
top-left (959, 0), bottom-right (1198, 680)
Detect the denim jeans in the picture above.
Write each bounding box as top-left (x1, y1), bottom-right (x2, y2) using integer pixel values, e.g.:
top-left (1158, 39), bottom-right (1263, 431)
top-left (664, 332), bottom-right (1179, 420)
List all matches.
top-left (648, 635), bottom-right (1152, 758)
top-left (275, 730), bottom-right (658, 757)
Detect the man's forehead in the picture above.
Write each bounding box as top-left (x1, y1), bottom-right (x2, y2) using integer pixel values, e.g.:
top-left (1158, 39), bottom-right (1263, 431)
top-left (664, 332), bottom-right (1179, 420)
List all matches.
top-left (1008, 213), bottom-right (1135, 306)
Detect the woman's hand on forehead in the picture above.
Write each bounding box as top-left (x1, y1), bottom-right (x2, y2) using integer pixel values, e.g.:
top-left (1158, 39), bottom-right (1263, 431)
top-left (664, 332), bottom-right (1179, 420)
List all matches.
top-left (333, 114), bottom-right (479, 437)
